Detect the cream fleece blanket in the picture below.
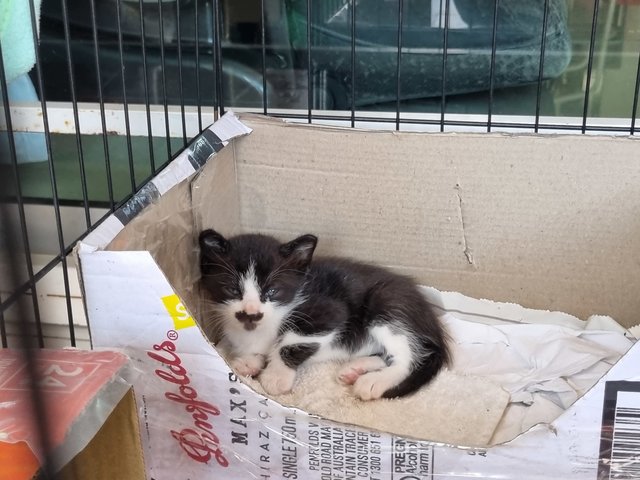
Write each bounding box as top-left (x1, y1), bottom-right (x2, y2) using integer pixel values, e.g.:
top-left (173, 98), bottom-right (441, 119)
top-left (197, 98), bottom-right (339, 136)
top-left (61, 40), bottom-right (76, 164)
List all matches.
top-left (244, 363), bottom-right (510, 447)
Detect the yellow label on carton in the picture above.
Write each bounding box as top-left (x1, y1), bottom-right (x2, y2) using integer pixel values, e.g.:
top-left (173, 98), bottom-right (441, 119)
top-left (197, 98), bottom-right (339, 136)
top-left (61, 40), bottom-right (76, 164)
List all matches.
top-left (161, 294), bottom-right (196, 330)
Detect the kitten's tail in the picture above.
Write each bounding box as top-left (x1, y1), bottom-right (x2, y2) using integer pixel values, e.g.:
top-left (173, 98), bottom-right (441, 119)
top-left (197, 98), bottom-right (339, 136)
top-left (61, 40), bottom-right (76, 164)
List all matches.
top-left (381, 344), bottom-right (449, 399)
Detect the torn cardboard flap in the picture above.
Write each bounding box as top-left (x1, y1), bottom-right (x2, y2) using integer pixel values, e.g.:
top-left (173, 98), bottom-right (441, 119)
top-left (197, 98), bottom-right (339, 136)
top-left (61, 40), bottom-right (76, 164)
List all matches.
top-left (77, 112), bottom-right (640, 479)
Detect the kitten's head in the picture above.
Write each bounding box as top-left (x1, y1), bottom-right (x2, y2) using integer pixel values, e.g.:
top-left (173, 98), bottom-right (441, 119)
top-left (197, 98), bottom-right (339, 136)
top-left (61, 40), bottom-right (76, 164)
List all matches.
top-left (199, 229), bottom-right (317, 334)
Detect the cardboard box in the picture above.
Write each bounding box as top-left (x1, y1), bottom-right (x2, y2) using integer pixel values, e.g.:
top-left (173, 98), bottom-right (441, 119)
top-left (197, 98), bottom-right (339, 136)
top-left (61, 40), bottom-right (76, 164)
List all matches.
top-left (0, 349), bottom-right (144, 480)
top-left (77, 113), bottom-right (640, 479)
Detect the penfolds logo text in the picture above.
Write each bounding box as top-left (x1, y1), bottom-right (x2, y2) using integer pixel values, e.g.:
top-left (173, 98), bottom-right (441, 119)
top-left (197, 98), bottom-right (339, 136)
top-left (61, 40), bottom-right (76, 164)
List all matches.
top-left (147, 340), bottom-right (229, 467)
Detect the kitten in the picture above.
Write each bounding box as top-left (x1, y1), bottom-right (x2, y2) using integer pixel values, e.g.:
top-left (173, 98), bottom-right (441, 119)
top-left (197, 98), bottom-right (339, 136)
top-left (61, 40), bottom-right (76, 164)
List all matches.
top-left (199, 229), bottom-right (449, 400)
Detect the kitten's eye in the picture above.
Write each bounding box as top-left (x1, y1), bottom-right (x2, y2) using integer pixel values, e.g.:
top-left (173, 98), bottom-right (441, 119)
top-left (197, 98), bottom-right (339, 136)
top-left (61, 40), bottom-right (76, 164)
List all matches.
top-left (223, 286), bottom-right (242, 298)
top-left (265, 288), bottom-right (278, 301)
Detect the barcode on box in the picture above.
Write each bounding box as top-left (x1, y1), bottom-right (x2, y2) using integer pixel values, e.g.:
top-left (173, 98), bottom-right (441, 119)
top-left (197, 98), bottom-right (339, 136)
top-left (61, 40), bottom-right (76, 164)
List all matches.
top-left (598, 382), bottom-right (640, 479)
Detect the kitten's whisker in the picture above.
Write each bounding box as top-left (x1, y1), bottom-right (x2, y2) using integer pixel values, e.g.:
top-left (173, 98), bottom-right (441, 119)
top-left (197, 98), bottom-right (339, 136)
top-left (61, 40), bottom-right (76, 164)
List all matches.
top-left (289, 309), bottom-right (313, 322)
top-left (286, 311), bottom-right (315, 329)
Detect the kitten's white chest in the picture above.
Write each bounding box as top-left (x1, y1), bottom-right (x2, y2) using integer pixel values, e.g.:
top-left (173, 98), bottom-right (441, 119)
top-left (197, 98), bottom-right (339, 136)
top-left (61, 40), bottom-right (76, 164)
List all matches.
top-left (225, 316), bottom-right (280, 356)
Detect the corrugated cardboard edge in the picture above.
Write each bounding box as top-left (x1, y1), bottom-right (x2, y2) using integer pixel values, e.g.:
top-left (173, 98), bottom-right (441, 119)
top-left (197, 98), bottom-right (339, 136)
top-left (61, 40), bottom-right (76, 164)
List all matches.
top-left (58, 389), bottom-right (145, 480)
top-left (77, 111), bottom-right (251, 254)
top-left (240, 112), bottom-right (640, 140)
top-left (74, 111), bottom-right (251, 348)
top-left (47, 353), bottom-right (131, 473)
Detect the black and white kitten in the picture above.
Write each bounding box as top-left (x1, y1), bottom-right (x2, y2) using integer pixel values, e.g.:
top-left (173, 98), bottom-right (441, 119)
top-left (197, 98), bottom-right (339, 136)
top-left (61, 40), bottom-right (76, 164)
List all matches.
top-left (199, 229), bottom-right (449, 400)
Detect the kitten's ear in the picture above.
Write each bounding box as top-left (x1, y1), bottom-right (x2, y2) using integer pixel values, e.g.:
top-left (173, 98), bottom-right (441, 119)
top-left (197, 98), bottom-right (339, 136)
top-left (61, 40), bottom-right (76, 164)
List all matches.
top-left (199, 229), bottom-right (231, 257)
top-left (279, 234), bottom-right (318, 269)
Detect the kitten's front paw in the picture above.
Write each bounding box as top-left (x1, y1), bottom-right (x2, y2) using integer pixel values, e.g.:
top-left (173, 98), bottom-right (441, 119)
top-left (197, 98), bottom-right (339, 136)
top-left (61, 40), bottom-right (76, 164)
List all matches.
top-left (259, 363), bottom-right (296, 396)
top-left (230, 354), bottom-right (265, 377)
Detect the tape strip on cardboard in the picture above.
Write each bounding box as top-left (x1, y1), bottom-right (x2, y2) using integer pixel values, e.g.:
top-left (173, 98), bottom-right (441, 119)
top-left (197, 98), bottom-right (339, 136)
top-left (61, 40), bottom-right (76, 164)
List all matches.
top-left (79, 112), bottom-right (251, 251)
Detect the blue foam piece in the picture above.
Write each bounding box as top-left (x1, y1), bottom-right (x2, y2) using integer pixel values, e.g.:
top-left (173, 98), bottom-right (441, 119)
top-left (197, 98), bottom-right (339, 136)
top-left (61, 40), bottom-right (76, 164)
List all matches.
top-left (1, 73), bottom-right (47, 164)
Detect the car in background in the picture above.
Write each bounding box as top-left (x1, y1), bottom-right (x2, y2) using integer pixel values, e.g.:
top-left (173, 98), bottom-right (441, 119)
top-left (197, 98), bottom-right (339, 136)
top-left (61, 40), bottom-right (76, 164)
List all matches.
top-left (37, 0), bottom-right (571, 111)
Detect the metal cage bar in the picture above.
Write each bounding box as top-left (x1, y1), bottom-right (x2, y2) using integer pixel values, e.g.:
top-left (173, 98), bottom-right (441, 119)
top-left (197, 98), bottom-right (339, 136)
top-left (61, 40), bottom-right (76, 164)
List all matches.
top-left (195, 0), bottom-right (204, 131)
top-left (60, 0), bottom-right (91, 229)
top-left (487, 0), bottom-right (500, 132)
top-left (213, 0), bottom-right (225, 117)
top-left (440, 0), bottom-right (451, 132)
top-left (0, 43), bottom-right (44, 348)
top-left (89, 0), bottom-right (115, 210)
top-left (176, 0), bottom-right (188, 146)
top-left (631, 47), bottom-right (640, 135)
top-left (395, 0), bottom-right (404, 131)
top-left (582, 0), bottom-right (601, 134)
top-left (261, 0), bottom-right (268, 116)
top-left (115, 0), bottom-right (137, 193)
top-left (534, 0), bottom-right (551, 133)
top-left (158, 0), bottom-right (173, 159)
top-left (306, 0), bottom-right (312, 123)
top-left (350, 0), bottom-right (356, 128)
top-left (17, 0), bottom-right (76, 347)
top-left (138, 0), bottom-right (158, 173)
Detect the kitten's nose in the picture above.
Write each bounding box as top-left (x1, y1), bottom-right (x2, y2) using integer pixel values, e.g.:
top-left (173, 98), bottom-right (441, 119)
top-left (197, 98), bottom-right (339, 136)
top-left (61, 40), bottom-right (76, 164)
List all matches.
top-left (243, 301), bottom-right (261, 315)
top-left (235, 311), bottom-right (264, 321)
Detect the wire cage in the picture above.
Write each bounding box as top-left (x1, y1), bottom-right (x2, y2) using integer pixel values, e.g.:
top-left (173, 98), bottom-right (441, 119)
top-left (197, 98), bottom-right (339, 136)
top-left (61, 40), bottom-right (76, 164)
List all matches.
top-left (0, 0), bottom-right (639, 471)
